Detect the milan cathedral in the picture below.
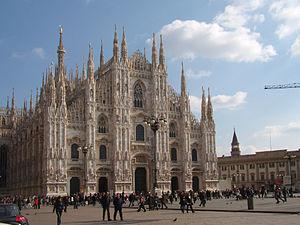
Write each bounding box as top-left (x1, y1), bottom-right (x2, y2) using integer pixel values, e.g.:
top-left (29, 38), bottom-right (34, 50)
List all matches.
top-left (0, 27), bottom-right (218, 196)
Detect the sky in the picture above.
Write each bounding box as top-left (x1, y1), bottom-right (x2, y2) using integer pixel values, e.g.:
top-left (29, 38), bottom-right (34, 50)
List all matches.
top-left (1, 0), bottom-right (300, 156)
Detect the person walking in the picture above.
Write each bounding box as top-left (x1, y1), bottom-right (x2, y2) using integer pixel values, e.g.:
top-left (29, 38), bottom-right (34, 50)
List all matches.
top-left (160, 192), bottom-right (168, 209)
top-left (100, 192), bottom-right (111, 221)
top-left (179, 192), bottom-right (186, 213)
top-left (137, 195), bottom-right (146, 212)
top-left (185, 193), bottom-right (194, 213)
top-left (113, 193), bottom-right (124, 221)
top-left (53, 196), bottom-right (64, 225)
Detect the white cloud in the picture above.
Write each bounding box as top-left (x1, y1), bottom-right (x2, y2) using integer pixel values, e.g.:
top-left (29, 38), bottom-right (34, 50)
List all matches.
top-left (189, 95), bottom-right (201, 113)
top-left (11, 52), bottom-right (26, 59)
top-left (189, 91), bottom-right (247, 113)
top-left (290, 36), bottom-right (300, 57)
top-left (254, 122), bottom-right (300, 138)
top-left (157, 19), bottom-right (276, 62)
top-left (269, 0), bottom-right (300, 39)
top-left (186, 69), bottom-right (211, 79)
top-left (214, 0), bottom-right (265, 29)
top-left (32, 48), bottom-right (46, 59)
top-left (212, 91), bottom-right (247, 110)
top-left (11, 47), bottom-right (46, 59)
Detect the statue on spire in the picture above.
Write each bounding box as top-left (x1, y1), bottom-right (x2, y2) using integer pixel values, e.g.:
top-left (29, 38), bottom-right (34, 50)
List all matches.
top-left (57, 25), bottom-right (65, 75)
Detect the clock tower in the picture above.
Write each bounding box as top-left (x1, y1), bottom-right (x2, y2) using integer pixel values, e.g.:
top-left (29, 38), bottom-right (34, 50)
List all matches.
top-left (231, 129), bottom-right (240, 157)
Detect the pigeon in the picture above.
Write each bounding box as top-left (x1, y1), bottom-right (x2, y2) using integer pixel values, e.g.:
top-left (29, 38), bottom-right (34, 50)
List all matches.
top-left (173, 218), bottom-right (177, 222)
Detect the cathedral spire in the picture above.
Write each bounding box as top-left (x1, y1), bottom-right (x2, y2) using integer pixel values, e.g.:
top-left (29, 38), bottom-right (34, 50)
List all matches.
top-left (99, 40), bottom-right (104, 75)
top-left (207, 87), bottom-right (213, 120)
top-left (11, 89), bottom-right (15, 113)
top-left (181, 62), bottom-right (186, 97)
top-left (159, 34), bottom-right (165, 70)
top-left (82, 61), bottom-right (86, 80)
top-left (29, 90), bottom-right (33, 115)
top-left (121, 27), bottom-right (128, 64)
top-left (152, 33), bottom-right (157, 69)
top-left (57, 25), bottom-right (65, 73)
top-left (87, 43), bottom-right (95, 82)
top-left (23, 98), bottom-right (27, 113)
top-left (201, 87), bottom-right (207, 121)
top-left (113, 25), bottom-right (119, 63)
top-left (75, 64), bottom-right (79, 82)
top-left (231, 128), bottom-right (241, 157)
top-left (6, 96), bottom-right (9, 110)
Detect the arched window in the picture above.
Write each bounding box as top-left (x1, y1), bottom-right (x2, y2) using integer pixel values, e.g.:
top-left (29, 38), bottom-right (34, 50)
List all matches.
top-left (71, 144), bottom-right (79, 160)
top-left (99, 145), bottom-right (107, 160)
top-left (171, 148), bottom-right (177, 161)
top-left (169, 123), bottom-right (176, 138)
top-left (1, 117), bottom-right (6, 126)
top-left (192, 149), bottom-right (197, 162)
top-left (136, 124), bottom-right (144, 141)
top-left (133, 83), bottom-right (144, 108)
top-left (98, 115), bottom-right (108, 133)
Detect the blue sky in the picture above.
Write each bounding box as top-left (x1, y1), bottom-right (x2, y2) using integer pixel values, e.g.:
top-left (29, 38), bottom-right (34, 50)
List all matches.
top-left (1, 0), bottom-right (300, 156)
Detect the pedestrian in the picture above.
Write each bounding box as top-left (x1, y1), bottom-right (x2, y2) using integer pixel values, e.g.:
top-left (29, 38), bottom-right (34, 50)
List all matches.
top-left (185, 193), bottom-right (194, 213)
top-left (53, 196), bottom-right (64, 225)
top-left (199, 191), bottom-right (206, 207)
top-left (274, 186), bottom-right (285, 204)
top-left (137, 196), bottom-right (146, 212)
top-left (100, 192), bottom-right (111, 221)
top-left (113, 193), bottom-right (124, 221)
top-left (282, 187), bottom-right (287, 202)
top-left (179, 192), bottom-right (186, 213)
top-left (160, 192), bottom-right (168, 209)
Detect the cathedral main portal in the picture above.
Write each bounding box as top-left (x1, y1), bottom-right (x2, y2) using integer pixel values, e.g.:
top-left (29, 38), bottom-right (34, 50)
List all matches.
top-left (135, 167), bottom-right (147, 193)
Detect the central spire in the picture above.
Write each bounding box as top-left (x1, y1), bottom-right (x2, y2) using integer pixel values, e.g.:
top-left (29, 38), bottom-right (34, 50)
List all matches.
top-left (57, 26), bottom-right (65, 73)
top-left (181, 62), bottom-right (186, 97)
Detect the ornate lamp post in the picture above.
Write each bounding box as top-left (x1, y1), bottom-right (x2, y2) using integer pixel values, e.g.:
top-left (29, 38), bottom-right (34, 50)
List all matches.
top-left (283, 153), bottom-right (296, 189)
top-left (144, 115), bottom-right (167, 193)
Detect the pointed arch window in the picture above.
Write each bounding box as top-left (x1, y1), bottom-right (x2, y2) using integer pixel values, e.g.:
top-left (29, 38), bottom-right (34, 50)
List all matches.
top-left (192, 149), bottom-right (198, 162)
top-left (98, 115), bottom-right (108, 133)
top-left (136, 124), bottom-right (144, 141)
top-left (169, 122), bottom-right (176, 138)
top-left (71, 144), bottom-right (79, 160)
top-left (171, 148), bottom-right (177, 162)
top-left (133, 83), bottom-right (144, 108)
top-left (99, 145), bottom-right (107, 160)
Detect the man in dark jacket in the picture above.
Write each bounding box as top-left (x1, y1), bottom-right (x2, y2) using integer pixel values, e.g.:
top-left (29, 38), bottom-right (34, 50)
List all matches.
top-left (113, 193), bottom-right (124, 221)
top-left (100, 192), bottom-right (111, 221)
top-left (53, 196), bottom-right (64, 225)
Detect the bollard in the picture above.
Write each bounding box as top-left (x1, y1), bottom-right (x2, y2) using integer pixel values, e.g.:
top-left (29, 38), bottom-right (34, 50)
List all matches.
top-left (247, 196), bottom-right (254, 210)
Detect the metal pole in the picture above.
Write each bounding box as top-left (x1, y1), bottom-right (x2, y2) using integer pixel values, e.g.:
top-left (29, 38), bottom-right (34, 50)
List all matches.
top-left (153, 129), bottom-right (157, 192)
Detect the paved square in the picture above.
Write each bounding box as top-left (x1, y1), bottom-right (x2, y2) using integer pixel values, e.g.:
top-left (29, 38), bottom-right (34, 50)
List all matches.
top-left (22, 198), bottom-right (300, 225)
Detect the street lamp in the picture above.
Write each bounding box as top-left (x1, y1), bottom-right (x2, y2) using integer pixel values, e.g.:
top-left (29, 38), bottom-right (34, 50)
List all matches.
top-left (143, 115), bottom-right (167, 193)
top-left (283, 153), bottom-right (296, 189)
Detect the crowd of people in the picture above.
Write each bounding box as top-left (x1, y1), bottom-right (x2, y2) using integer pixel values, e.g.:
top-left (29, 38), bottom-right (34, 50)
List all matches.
top-left (0, 185), bottom-right (296, 224)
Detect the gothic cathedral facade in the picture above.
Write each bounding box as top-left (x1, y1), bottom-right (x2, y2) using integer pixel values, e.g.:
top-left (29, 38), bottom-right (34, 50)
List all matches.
top-left (0, 28), bottom-right (218, 196)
